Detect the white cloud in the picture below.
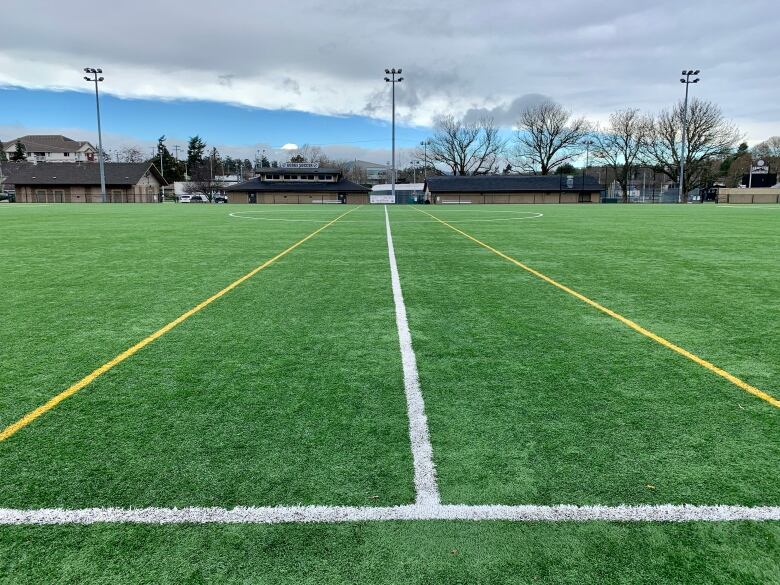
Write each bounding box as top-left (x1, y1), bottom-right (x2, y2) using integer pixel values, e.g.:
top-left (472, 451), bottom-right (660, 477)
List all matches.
top-left (0, 0), bottom-right (779, 142)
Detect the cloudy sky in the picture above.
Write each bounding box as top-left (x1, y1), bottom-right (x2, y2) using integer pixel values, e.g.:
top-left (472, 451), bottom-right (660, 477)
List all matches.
top-left (1, 0), bottom-right (778, 162)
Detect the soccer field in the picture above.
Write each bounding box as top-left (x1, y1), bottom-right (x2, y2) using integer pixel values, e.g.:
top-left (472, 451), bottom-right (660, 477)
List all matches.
top-left (1, 203), bottom-right (778, 583)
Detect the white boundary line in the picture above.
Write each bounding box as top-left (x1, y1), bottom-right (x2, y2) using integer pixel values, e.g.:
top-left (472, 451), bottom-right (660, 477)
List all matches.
top-left (1, 504), bottom-right (778, 525)
top-left (385, 205), bottom-right (440, 506)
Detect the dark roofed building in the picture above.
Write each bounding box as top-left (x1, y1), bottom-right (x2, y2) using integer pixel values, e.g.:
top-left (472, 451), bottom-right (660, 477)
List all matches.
top-left (425, 174), bottom-right (604, 204)
top-left (226, 165), bottom-right (370, 204)
top-left (4, 162), bottom-right (167, 203)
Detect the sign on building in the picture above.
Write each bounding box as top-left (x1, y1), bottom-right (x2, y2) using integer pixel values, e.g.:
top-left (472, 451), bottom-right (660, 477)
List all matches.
top-left (751, 159), bottom-right (769, 174)
top-left (284, 162), bottom-right (320, 169)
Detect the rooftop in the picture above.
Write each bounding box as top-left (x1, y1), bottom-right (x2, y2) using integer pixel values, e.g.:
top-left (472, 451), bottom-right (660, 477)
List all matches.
top-left (1, 135), bottom-right (94, 153)
top-left (425, 174), bottom-right (603, 193)
top-left (256, 166), bottom-right (341, 175)
top-left (227, 177), bottom-right (369, 193)
top-left (1, 162), bottom-right (167, 186)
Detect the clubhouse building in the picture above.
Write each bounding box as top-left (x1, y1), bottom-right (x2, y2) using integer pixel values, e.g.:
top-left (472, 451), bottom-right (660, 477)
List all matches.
top-left (425, 175), bottom-right (603, 204)
top-left (226, 164), bottom-right (370, 204)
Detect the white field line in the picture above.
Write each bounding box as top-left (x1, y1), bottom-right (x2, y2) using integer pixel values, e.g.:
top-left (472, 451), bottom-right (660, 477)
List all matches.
top-left (384, 205), bottom-right (440, 506)
top-left (1, 504), bottom-right (779, 525)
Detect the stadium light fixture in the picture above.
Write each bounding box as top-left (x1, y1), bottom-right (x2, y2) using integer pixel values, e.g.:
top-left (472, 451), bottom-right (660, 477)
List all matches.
top-left (678, 68), bottom-right (701, 202)
top-left (83, 67), bottom-right (107, 202)
top-left (384, 67), bottom-right (404, 203)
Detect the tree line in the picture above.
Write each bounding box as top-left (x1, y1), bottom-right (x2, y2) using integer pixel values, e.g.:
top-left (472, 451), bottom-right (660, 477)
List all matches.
top-left (416, 98), bottom-right (777, 202)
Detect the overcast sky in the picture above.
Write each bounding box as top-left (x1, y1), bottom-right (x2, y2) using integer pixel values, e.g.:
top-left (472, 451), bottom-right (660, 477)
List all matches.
top-left (1, 0), bottom-right (779, 160)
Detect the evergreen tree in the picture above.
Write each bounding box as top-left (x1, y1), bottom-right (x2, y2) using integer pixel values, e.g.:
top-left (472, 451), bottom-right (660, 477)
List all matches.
top-left (151, 135), bottom-right (184, 181)
top-left (187, 135), bottom-right (207, 166)
top-left (10, 140), bottom-right (26, 162)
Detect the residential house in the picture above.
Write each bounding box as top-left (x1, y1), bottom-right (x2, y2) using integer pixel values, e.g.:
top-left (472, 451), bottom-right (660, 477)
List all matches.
top-left (1, 135), bottom-right (97, 163)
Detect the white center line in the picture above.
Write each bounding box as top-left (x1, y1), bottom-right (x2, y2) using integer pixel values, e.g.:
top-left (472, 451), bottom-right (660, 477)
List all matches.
top-left (385, 205), bottom-right (440, 506)
top-left (1, 504), bottom-right (778, 525)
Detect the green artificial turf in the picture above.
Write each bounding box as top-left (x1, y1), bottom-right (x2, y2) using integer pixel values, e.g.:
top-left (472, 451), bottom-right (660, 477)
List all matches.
top-left (1, 202), bottom-right (778, 583)
top-left (388, 205), bottom-right (780, 505)
top-left (1, 522), bottom-right (779, 584)
top-left (1, 205), bottom-right (413, 508)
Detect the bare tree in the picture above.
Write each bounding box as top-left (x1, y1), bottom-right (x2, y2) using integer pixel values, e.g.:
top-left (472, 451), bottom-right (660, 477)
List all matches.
top-left (593, 109), bottom-right (653, 202)
top-left (422, 115), bottom-right (505, 175)
top-left (644, 98), bottom-right (741, 201)
top-left (752, 136), bottom-right (780, 159)
top-left (513, 101), bottom-right (591, 175)
top-left (342, 162), bottom-right (368, 184)
top-left (183, 178), bottom-right (227, 200)
top-left (295, 144), bottom-right (332, 165)
top-left (116, 146), bottom-right (145, 163)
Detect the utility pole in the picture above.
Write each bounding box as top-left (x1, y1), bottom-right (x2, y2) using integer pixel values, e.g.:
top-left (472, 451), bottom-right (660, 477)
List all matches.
top-left (384, 68), bottom-right (404, 203)
top-left (679, 69), bottom-right (700, 203)
top-left (83, 68), bottom-right (107, 202)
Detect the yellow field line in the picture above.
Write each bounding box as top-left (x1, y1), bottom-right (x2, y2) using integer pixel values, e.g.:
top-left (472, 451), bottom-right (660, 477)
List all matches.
top-left (415, 207), bottom-right (779, 408)
top-left (0, 207), bottom-right (360, 443)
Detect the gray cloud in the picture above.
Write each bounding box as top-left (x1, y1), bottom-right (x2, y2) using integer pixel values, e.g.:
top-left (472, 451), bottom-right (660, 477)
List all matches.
top-left (462, 94), bottom-right (553, 126)
top-left (0, 0), bottom-right (778, 140)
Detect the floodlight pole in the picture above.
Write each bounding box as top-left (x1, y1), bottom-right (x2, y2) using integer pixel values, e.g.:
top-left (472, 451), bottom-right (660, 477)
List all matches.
top-left (420, 139), bottom-right (430, 181)
top-left (384, 68), bottom-right (404, 203)
top-left (678, 69), bottom-right (700, 203)
top-left (84, 68), bottom-right (107, 202)
top-left (583, 139), bottom-right (594, 190)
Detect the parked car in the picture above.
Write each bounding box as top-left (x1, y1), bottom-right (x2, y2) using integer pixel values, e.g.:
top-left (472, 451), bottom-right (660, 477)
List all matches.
top-left (177, 194), bottom-right (192, 203)
top-left (189, 194), bottom-right (209, 203)
top-left (213, 194), bottom-right (228, 204)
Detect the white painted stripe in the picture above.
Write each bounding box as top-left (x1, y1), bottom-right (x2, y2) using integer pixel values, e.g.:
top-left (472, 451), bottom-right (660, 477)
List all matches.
top-left (384, 205), bottom-right (440, 506)
top-left (1, 504), bottom-right (778, 525)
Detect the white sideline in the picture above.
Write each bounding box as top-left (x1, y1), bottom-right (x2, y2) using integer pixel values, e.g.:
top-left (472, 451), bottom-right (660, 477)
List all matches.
top-left (1, 504), bottom-right (779, 525)
top-left (384, 205), bottom-right (440, 506)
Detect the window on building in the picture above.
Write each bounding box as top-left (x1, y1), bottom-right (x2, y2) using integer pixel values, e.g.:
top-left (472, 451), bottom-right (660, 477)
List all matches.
top-left (284, 175), bottom-right (292, 180)
top-left (53, 190), bottom-right (64, 202)
top-left (35, 189), bottom-right (46, 203)
top-left (63, 152), bottom-right (70, 157)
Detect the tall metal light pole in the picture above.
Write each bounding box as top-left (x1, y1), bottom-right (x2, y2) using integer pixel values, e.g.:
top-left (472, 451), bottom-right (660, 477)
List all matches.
top-left (84, 68), bottom-right (107, 202)
top-left (420, 139), bottom-right (430, 181)
top-left (582, 139), bottom-right (594, 190)
top-left (158, 145), bottom-right (164, 181)
top-left (678, 69), bottom-right (700, 203)
top-left (384, 68), bottom-right (404, 203)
